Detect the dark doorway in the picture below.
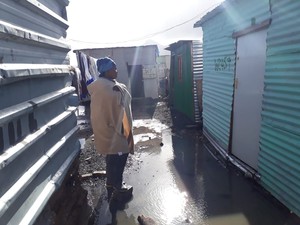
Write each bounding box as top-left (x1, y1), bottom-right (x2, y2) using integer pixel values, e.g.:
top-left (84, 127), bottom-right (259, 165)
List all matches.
top-left (127, 65), bottom-right (145, 98)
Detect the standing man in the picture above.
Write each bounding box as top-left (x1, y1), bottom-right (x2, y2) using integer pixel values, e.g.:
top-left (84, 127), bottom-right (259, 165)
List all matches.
top-left (87, 57), bottom-right (134, 203)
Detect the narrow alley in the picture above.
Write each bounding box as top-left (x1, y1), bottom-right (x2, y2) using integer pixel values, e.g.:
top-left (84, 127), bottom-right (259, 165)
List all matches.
top-left (77, 99), bottom-right (300, 225)
top-left (2, 1), bottom-right (300, 224)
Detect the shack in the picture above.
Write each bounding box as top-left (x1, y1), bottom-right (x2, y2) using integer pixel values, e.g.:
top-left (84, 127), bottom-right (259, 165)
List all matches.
top-left (194, 0), bottom-right (300, 217)
top-left (166, 40), bottom-right (203, 124)
top-left (74, 45), bottom-right (159, 100)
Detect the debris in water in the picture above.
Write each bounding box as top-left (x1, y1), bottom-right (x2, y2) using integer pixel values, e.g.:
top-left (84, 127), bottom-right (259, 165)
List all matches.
top-left (81, 173), bottom-right (93, 179)
top-left (92, 170), bottom-right (106, 177)
top-left (137, 215), bottom-right (157, 225)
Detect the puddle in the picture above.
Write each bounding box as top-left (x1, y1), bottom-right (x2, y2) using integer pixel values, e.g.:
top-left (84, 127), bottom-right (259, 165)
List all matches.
top-left (133, 119), bottom-right (169, 134)
top-left (92, 101), bottom-right (297, 225)
top-left (134, 133), bottom-right (158, 143)
top-left (95, 129), bottom-right (207, 225)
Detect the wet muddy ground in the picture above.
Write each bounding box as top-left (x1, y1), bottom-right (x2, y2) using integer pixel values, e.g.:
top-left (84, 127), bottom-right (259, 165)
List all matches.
top-left (77, 99), bottom-right (300, 225)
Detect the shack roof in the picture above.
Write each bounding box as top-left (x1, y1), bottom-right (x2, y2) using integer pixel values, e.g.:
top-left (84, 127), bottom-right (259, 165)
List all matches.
top-left (194, 0), bottom-right (237, 27)
top-left (73, 44), bottom-right (159, 53)
top-left (165, 40), bottom-right (193, 51)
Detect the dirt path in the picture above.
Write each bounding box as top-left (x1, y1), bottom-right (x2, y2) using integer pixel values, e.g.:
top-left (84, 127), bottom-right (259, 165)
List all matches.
top-left (77, 99), bottom-right (172, 224)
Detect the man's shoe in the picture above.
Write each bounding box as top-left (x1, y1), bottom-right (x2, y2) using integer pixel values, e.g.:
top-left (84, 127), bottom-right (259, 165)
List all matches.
top-left (110, 185), bottom-right (133, 204)
top-left (118, 184), bottom-right (133, 194)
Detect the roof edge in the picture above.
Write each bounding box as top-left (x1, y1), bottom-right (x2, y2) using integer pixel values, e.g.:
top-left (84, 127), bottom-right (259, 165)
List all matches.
top-left (165, 40), bottom-right (197, 51)
top-left (73, 44), bottom-right (159, 52)
top-left (194, 0), bottom-right (238, 27)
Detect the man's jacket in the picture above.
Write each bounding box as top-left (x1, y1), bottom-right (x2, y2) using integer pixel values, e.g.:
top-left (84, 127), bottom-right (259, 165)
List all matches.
top-left (87, 77), bottom-right (134, 155)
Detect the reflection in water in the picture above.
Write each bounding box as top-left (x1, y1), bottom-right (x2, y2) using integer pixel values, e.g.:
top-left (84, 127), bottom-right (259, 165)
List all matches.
top-left (94, 121), bottom-right (295, 225)
top-left (161, 187), bottom-right (187, 224)
top-left (205, 213), bottom-right (250, 225)
top-left (172, 132), bottom-right (197, 176)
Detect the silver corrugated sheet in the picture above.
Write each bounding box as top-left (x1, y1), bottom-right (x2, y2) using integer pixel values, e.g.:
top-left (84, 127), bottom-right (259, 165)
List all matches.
top-left (192, 41), bottom-right (203, 123)
top-left (0, 0), bottom-right (80, 224)
top-left (258, 0), bottom-right (300, 216)
top-left (0, 20), bottom-right (70, 64)
top-left (0, 0), bottom-right (68, 39)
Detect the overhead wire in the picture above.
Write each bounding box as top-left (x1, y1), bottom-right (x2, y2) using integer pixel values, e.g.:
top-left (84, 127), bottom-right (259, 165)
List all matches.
top-left (67, 1), bottom-right (223, 45)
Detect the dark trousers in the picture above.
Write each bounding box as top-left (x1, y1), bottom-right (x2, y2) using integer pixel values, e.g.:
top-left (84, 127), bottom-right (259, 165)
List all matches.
top-left (105, 153), bottom-right (129, 190)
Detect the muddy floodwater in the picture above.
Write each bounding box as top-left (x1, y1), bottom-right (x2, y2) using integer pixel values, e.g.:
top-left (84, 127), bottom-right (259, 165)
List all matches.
top-left (79, 100), bottom-right (299, 225)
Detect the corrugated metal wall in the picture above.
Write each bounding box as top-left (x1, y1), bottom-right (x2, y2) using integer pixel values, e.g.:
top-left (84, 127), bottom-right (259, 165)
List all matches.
top-left (0, 1), bottom-right (80, 224)
top-left (199, 0), bottom-right (300, 217)
top-left (201, 7), bottom-right (237, 150)
top-left (77, 46), bottom-right (158, 87)
top-left (192, 41), bottom-right (203, 124)
top-left (201, 0), bottom-right (270, 150)
top-left (258, 0), bottom-right (300, 216)
top-left (169, 42), bottom-right (195, 122)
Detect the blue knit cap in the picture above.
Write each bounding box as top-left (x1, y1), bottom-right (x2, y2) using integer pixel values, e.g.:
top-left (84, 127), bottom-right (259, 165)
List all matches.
top-left (96, 57), bottom-right (116, 76)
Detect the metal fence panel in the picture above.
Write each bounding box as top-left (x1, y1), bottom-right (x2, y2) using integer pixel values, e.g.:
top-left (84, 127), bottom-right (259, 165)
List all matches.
top-left (0, 0), bottom-right (80, 224)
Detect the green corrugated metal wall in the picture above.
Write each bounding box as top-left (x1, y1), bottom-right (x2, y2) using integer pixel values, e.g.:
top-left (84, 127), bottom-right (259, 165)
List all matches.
top-left (171, 42), bottom-right (194, 121)
top-left (258, 0), bottom-right (300, 216)
top-left (202, 0), bottom-right (270, 150)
